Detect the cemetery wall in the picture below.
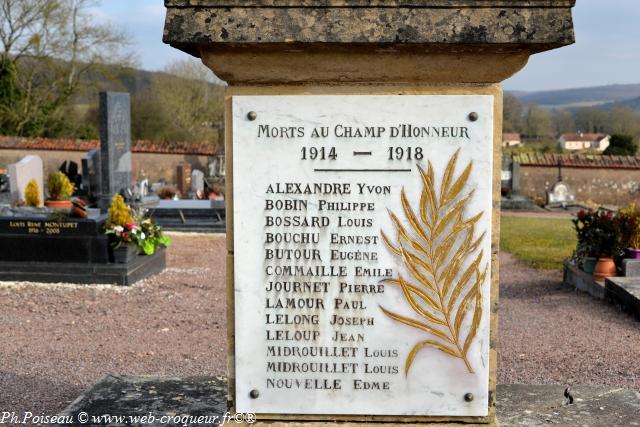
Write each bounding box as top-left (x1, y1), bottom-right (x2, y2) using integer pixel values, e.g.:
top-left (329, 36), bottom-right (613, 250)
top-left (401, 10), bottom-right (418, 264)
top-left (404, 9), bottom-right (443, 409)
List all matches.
top-left (519, 163), bottom-right (640, 206)
top-left (0, 137), bottom-right (216, 184)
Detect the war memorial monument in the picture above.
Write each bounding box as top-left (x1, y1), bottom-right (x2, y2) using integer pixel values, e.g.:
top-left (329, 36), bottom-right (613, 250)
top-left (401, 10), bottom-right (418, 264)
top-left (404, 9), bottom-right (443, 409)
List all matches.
top-left (160, 1), bottom-right (577, 425)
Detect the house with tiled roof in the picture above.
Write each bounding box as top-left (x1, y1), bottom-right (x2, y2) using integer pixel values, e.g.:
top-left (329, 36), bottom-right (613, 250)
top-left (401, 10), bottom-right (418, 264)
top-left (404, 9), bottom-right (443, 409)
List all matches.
top-left (559, 132), bottom-right (610, 152)
top-left (502, 133), bottom-right (521, 147)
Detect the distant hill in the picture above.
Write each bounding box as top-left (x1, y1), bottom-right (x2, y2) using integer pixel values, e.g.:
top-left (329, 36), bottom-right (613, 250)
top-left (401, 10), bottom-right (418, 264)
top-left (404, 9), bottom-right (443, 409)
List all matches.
top-left (600, 96), bottom-right (640, 111)
top-left (72, 65), bottom-right (174, 104)
top-left (509, 83), bottom-right (640, 110)
top-left (69, 64), bottom-right (222, 107)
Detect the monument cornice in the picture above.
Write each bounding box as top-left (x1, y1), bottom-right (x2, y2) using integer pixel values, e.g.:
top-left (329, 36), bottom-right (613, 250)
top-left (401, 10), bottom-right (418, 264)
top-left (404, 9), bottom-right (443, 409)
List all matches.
top-left (163, 0), bottom-right (574, 83)
top-left (164, 3), bottom-right (574, 49)
top-left (165, 1), bottom-right (575, 8)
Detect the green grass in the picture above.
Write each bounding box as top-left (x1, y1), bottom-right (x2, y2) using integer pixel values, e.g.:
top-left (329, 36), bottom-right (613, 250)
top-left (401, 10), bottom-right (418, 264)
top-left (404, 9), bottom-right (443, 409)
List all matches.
top-left (500, 216), bottom-right (576, 270)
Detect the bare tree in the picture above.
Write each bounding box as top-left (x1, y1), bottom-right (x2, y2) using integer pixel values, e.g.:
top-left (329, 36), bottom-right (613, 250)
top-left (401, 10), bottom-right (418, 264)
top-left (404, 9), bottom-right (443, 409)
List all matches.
top-left (0, 0), bottom-right (131, 136)
top-left (132, 59), bottom-right (224, 145)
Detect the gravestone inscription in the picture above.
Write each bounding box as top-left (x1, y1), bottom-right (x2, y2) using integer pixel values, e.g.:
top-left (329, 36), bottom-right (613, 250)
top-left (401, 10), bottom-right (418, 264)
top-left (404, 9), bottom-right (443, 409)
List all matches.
top-left (99, 92), bottom-right (132, 210)
top-left (233, 95), bottom-right (493, 416)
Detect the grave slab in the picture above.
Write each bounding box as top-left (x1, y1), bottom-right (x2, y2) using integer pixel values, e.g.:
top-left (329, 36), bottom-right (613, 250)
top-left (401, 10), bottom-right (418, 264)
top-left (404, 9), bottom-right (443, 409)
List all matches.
top-left (0, 248), bottom-right (166, 286)
top-left (150, 200), bottom-right (225, 232)
top-left (605, 276), bottom-right (640, 321)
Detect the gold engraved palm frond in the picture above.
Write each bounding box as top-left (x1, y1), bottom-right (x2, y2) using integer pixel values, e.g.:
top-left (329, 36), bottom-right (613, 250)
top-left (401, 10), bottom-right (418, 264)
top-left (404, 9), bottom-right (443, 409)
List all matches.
top-left (380, 149), bottom-right (488, 375)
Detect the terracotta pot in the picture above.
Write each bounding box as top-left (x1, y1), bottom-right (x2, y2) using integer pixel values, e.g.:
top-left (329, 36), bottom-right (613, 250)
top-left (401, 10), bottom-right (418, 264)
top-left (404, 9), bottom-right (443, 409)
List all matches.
top-left (593, 257), bottom-right (616, 281)
top-left (44, 199), bottom-right (72, 209)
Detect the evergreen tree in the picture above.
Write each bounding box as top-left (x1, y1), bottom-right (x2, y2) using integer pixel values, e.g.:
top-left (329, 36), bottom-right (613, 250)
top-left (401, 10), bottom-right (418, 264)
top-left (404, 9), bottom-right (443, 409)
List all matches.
top-left (603, 134), bottom-right (637, 156)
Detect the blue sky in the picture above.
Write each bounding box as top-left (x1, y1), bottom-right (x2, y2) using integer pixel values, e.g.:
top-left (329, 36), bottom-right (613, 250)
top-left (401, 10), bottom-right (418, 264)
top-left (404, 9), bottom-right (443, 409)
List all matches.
top-left (94, 0), bottom-right (639, 92)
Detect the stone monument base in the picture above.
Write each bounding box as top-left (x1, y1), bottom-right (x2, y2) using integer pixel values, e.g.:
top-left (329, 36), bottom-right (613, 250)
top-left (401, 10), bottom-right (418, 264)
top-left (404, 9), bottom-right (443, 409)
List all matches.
top-left (0, 249), bottom-right (166, 286)
top-left (59, 375), bottom-right (640, 427)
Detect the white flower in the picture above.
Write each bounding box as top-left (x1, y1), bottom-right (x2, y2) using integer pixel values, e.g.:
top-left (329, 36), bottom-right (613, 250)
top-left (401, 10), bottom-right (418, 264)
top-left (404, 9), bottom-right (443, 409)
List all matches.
top-left (140, 232), bottom-right (146, 239)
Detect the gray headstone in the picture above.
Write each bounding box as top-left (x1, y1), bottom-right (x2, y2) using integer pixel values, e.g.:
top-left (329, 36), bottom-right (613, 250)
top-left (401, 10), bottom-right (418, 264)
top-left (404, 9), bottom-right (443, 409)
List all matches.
top-left (98, 92), bottom-right (131, 209)
top-left (500, 156), bottom-right (512, 193)
top-left (8, 155), bottom-right (44, 206)
top-left (208, 161), bottom-right (216, 177)
top-left (511, 161), bottom-right (521, 193)
top-left (191, 170), bottom-right (205, 193)
top-left (140, 178), bottom-right (149, 198)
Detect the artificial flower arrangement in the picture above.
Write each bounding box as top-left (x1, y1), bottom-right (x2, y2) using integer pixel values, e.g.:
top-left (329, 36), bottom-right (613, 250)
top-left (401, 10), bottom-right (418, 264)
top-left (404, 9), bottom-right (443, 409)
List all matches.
top-left (104, 194), bottom-right (170, 255)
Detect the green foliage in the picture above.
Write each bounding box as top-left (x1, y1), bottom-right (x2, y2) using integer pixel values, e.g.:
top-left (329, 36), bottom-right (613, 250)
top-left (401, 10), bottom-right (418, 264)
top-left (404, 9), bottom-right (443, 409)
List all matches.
top-left (500, 216), bottom-right (575, 270)
top-left (503, 93), bottom-right (524, 133)
top-left (524, 104), bottom-right (554, 139)
top-left (616, 204), bottom-right (640, 249)
top-left (105, 208), bottom-right (170, 255)
top-left (0, 58), bottom-right (21, 126)
top-left (46, 171), bottom-right (74, 200)
top-left (603, 134), bottom-right (637, 155)
top-left (0, 0), bottom-right (131, 138)
top-left (572, 209), bottom-right (621, 258)
top-left (107, 194), bottom-right (133, 227)
top-left (552, 110), bottom-right (576, 135)
top-left (131, 59), bottom-right (224, 145)
top-left (24, 179), bottom-right (41, 207)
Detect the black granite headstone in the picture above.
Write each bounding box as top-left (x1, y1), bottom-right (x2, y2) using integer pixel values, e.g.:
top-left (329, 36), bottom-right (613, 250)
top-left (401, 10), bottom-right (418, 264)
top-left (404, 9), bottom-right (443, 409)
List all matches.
top-left (82, 149), bottom-right (101, 203)
top-left (98, 92), bottom-right (131, 210)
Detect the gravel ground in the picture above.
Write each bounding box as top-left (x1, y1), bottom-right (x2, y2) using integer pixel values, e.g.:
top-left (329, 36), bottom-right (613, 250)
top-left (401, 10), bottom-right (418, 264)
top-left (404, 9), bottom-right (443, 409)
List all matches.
top-left (498, 252), bottom-right (640, 389)
top-left (0, 234), bottom-right (227, 415)
top-left (1, 234), bottom-right (638, 416)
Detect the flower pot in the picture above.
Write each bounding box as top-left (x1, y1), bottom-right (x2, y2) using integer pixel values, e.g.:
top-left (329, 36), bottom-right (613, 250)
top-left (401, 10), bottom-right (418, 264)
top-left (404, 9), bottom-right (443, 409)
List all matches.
top-left (44, 199), bottom-right (72, 209)
top-left (582, 257), bottom-right (597, 274)
top-left (593, 257), bottom-right (616, 281)
top-left (624, 248), bottom-right (640, 260)
top-left (113, 244), bottom-right (137, 263)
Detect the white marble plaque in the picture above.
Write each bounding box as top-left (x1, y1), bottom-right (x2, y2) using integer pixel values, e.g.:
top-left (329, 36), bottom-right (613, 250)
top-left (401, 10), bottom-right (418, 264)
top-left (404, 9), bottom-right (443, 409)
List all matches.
top-left (233, 95), bottom-right (494, 417)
